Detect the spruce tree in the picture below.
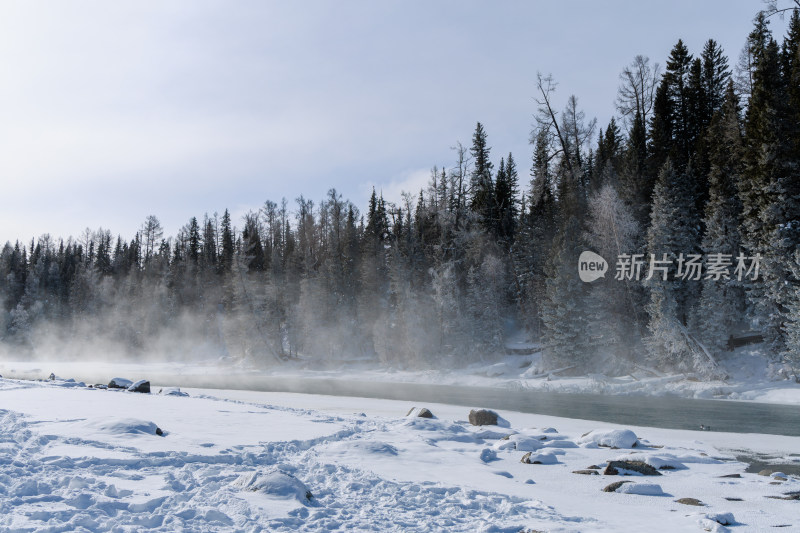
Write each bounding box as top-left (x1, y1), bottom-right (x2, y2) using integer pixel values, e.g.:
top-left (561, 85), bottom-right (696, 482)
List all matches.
top-left (494, 152), bottom-right (519, 243)
top-left (664, 39), bottom-right (694, 168)
top-left (516, 128), bottom-right (557, 336)
top-left (695, 82), bottom-right (747, 354)
top-left (188, 217), bottom-right (201, 265)
top-left (741, 18), bottom-right (798, 354)
top-left (645, 160), bottom-right (710, 374)
top-left (220, 209), bottom-right (235, 272)
top-left (469, 122), bottom-right (494, 230)
top-left (540, 161), bottom-right (591, 370)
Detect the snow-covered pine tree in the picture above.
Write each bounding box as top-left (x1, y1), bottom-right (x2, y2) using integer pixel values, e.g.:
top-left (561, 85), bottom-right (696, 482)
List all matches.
top-left (584, 184), bottom-right (641, 367)
top-left (740, 16), bottom-right (800, 355)
top-left (540, 162), bottom-right (591, 371)
top-left (694, 82), bottom-right (747, 355)
top-left (782, 248), bottom-right (800, 381)
top-left (514, 128), bottom-right (557, 337)
top-left (645, 160), bottom-right (712, 375)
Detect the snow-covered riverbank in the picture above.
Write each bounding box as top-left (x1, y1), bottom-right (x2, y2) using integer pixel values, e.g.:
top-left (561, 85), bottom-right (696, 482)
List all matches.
top-left (3, 344), bottom-right (798, 406)
top-left (1, 375), bottom-right (799, 532)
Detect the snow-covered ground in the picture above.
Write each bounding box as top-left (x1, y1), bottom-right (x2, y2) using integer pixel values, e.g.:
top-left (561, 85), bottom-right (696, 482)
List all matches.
top-left (1, 375), bottom-right (799, 532)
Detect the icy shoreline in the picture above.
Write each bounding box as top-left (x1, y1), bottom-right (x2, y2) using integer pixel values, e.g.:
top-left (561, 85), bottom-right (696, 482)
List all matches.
top-left (2, 346), bottom-right (799, 406)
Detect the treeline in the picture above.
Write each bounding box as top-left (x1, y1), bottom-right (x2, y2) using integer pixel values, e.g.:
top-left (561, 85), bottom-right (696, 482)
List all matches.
top-left (1, 10), bottom-right (799, 379)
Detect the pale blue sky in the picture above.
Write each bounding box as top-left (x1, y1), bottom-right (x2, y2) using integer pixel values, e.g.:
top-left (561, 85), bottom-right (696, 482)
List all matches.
top-left (0, 1), bottom-right (789, 243)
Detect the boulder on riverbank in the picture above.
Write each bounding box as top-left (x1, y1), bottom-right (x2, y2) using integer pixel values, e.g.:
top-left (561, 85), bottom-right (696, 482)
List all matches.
top-left (604, 460), bottom-right (662, 476)
top-left (108, 377), bottom-right (133, 389)
top-left (406, 407), bottom-right (435, 418)
top-left (127, 380), bottom-right (150, 393)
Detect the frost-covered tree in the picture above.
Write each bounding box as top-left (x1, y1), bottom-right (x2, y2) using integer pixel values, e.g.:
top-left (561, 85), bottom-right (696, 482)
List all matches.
top-left (694, 82), bottom-right (747, 354)
top-left (740, 15), bottom-right (800, 354)
top-left (645, 161), bottom-right (712, 375)
top-left (584, 184), bottom-right (641, 365)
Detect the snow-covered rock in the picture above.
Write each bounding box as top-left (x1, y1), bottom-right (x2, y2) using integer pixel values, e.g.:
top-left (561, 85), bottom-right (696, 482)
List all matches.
top-left (108, 377), bottom-right (133, 389)
top-left (616, 483), bottom-right (666, 496)
top-left (696, 512), bottom-right (736, 532)
top-left (479, 448), bottom-right (498, 462)
top-left (405, 406), bottom-right (435, 418)
top-left (604, 460), bottom-right (662, 476)
top-left (578, 428), bottom-right (638, 449)
top-left (520, 451), bottom-right (561, 465)
top-left (613, 453), bottom-right (688, 470)
top-left (127, 379), bottom-right (150, 393)
top-left (704, 512), bottom-right (735, 526)
top-left (233, 468), bottom-right (313, 503)
top-left (492, 433), bottom-right (544, 452)
top-left (79, 417), bottom-right (162, 436)
top-left (158, 387), bottom-right (189, 397)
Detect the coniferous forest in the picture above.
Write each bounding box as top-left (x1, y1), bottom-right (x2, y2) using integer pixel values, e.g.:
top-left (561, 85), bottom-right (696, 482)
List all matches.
top-left (2, 9), bottom-right (799, 381)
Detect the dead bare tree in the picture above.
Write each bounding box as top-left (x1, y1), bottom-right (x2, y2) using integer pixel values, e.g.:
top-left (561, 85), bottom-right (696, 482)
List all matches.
top-left (616, 55), bottom-right (661, 129)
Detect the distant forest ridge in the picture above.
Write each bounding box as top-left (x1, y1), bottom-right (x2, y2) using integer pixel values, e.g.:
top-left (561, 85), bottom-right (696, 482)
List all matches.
top-left (1, 7), bottom-right (799, 381)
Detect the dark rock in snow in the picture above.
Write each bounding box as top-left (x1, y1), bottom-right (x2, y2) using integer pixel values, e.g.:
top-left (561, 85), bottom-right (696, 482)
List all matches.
top-left (572, 470), bottom-right (599, 475)
top-left (719, 473), bottom-right (742, 478)
top-left (156, 427), bottom-right (164, 436)
top-left (675, 497), bottom-right (705, 506)
top-left (602, 480), bottom-right (632, 492)
top-left (468, 409), bottom-right (498, 426)
top-left (48, 373), bottom-right (55, 381)
top-left (406, 407), bottom-right (434, 418)
top-left (604, 460), bottom-right (662, 476)
top-left (724, 497), bottom-right (743, 501)
top-left (127, 380), bottom-right (150, 393)
top-left (108, 378), bottom-right (133, 389)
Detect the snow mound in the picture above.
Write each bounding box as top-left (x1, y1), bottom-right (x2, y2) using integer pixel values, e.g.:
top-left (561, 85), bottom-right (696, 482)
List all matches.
top-left (479, 448), bottom-right (498, 462)
top-left (492, 434), bottom-right (544, 452)
top-left (328, 440), bottom-right (399, 457)
top-left (51, 377), bottom-right (86, 388)
top-left (401, 418), bottom-right (478, 443)
top-left (233, 468), bottom-right (313, 503)
top-left (578, 428), bottom-right (638, 449)
top-left (79, 418), bottom-right (160, 436)
top-left (616, 483), bottom-right (665, 496)
top-left (696, 512), bottom-right (736, 532)
top-left (158, 387), bottom-right (189, 397)
top-left (473, 427), bottom-right (515, 440)
top-left (703, 512), bottom-right (735, 525)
